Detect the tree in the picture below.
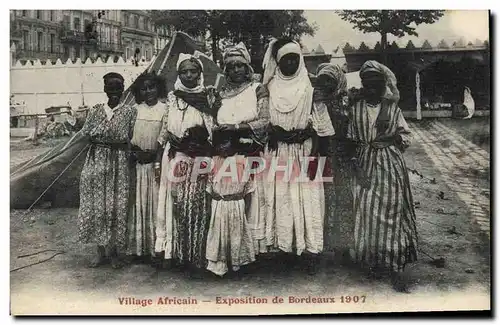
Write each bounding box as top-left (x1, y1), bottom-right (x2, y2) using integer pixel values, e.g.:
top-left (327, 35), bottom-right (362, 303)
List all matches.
top-left (150, 10), bottom-right (317, 72)
top-left (336, 10), bottom-right (445, 64)
top-left (149, 10), bottom-right (208, 38)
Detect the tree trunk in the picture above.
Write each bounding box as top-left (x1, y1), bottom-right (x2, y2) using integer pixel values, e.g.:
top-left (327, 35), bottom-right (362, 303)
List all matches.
top-left (380, 32), bottom-right (388, 65)
top-left (211, 32), bottom-right (219, 67)
top-left (250, 30), bottom-right (261, 74)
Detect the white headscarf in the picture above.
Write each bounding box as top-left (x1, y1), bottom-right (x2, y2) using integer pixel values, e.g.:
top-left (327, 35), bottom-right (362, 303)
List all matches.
top-left (262, 40), bottom-right (313, 114)
top-left (174, 52), bottom-right (205, 93)
top-left (223, 42), bottom-right (254, 77)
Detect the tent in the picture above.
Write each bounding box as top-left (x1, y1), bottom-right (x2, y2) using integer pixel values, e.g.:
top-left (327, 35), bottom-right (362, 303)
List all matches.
top-left (11, 32), bottom-right (224, 209)
top-left (345, 71), bottom-right (362, 89)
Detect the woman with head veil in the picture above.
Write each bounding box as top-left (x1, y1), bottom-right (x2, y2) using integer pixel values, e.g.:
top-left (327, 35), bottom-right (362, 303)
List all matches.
top-left (262, 38), bottom-right (335, 274)
top-left (347, 60), bottom-right (417, 292)
top-left (313, 63), bottom-right (355, 264)
top-left (155, 53), bottom-right (219, 278)
top-left (204, 42), bottom-right (270, 277)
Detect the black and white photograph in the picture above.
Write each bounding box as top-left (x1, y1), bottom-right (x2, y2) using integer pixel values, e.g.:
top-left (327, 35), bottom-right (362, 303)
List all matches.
top-left (8, 9), bottom-right (491, 315)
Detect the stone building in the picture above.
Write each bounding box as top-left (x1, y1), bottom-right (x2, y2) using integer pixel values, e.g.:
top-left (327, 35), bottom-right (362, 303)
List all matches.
top-left (120, 10), bottom-right (156, 61)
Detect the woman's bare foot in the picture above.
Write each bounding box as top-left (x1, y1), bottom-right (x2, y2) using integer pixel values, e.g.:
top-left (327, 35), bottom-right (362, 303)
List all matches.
top-left (111, 256), bottom-right (125, 269)
top-left (88, 245), bottom-right (106, 268)
top-left (391, 271), bottom-right (411, 293)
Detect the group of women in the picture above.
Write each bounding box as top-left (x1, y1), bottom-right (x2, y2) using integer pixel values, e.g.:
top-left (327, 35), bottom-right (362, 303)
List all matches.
top-left (77, 38), bottom-right (418, 292)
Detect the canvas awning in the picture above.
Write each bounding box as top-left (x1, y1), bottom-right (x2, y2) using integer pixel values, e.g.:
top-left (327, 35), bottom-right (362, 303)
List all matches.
top-left (11, 32), bottom-right (224, 209)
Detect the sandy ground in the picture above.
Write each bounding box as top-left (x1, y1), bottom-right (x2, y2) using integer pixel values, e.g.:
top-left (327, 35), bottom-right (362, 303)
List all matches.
top-left (9, 119), bottom-right (491, 315)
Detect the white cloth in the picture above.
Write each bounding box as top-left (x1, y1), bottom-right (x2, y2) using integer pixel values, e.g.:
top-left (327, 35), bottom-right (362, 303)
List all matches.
top-left (131, 102), bottom-right (165, 150)
top-left (174, 53), bottom-right (205, 94)
top-left (277, 42), bottom-right (301, 61)
top-left (128, 102), bottom-right (164, 256)
top-left (267, 42), bottom-right (313, 114)
top-left (463, 86), bottom-right (475, 119)
top-left (264, 76), bottom-right (328, 255)
top-left (217, 83), bottom-right (268, 254)
top-left (205, 156), bottom-right (257, 276)
top-left (103, 103), bottom-right (123, 121)
top-left (366, 103), bottom-right (381, 130)
top-left (262, 39), bottom-right (278, 86)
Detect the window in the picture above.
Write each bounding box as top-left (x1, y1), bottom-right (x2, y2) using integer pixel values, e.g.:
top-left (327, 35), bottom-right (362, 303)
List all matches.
top-left (123, 14), bottom-right (129, 27)
top-left (22, 30), bottom-right (29, 50)
top-left (63, 16), bottom-right (70, 29)
top-left (36, 10), bottom-right (42, 19)
top-left (63, 46), bottom-right (69, 58)
top-left (37, 31), bottom-right (43, 52)
top-left (50, 34), bottom-right (55, 52)
top-left (134, 16), bottom-right (139, 29)
top-left (22, 10), bottom-right (27, 17)
top-left (50, 10), bottom-right (54, 21)
top-left (75, 45), bottom-right (80, 59)
top-left (73, 17), bottom-right (80, 31)
top-left (84, 48), bottom-right (90, 61)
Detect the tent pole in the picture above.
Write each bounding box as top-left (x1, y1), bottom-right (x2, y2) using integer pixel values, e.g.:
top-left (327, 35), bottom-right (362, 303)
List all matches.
top-left (416, 71), bottom-right (422, 120)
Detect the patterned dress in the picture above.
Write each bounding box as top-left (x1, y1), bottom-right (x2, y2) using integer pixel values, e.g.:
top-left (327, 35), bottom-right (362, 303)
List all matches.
top-left (322, 96), bottom-right (356, 253)
top-left (78, 103), bottom-right (137, 252)
top-left (155, 92), bottom-right (216, 269)
top-left (127, 102), bottom-right (164, 256)
top-left (347, 99), bottom-right (418, 272)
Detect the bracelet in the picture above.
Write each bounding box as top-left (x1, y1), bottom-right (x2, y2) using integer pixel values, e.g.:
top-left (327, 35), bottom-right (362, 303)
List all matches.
top-left (154, 162), bottom-right (161, 168)
top-left (235, 124), bottom-right (240, 130)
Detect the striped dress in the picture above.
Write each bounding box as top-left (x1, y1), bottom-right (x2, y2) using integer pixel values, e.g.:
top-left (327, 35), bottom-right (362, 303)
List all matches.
top-left (347, 99), bottom-right (418, 272)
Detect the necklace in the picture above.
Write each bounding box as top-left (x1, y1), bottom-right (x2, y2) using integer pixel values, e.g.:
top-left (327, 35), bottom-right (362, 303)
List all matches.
top-left (176, 98), bottom-right (189, 111)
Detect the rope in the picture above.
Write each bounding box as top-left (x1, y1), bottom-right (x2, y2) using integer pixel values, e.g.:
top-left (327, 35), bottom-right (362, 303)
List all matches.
top-left (11, 251), bottom-right (65, 273)
top-left (24, 143), bottom-right (89, 213)
top-left (17, 249), bottom-right (63, 258)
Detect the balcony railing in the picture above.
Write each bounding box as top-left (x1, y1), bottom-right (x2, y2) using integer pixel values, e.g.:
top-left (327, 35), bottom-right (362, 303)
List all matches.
top-left (98, 41), bottom-right (123, 53)
top-left (60, 29), bottom-right (86, 43)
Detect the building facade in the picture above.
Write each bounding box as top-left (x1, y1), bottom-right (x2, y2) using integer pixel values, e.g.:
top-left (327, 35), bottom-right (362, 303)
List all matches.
top-left (10, 10), bottom-right (159, 63)
top-left (11, 10), bottom-right (208, 64)
top-left (120, 10), bottom-right (156, 61)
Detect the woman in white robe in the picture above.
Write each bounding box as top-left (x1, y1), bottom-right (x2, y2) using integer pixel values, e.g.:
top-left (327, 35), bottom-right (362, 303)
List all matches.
top-left (262, 39), bottom-right (335, 274)
top-left (213, 42), bottom-right (270, 257)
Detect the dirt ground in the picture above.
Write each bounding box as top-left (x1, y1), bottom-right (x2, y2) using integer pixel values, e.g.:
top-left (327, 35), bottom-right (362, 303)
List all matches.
top-left (9, 120), bottom-right (491, 315)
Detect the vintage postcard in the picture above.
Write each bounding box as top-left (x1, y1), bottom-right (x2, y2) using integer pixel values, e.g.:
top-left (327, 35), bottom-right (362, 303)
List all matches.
top-left (9, 9), bottom-right (491, 315)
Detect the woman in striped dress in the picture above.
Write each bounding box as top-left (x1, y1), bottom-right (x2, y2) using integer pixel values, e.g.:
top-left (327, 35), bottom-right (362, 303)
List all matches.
top-left (347, 60), bottom-right (418, 292)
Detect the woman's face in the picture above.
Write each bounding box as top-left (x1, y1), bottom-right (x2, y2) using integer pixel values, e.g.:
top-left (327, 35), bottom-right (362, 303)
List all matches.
top-left (316, 75), bottom-right (338, 94)
top-left (278, 53), bottom-right (300, 77)
top-left (140, 79), bottom-right (159, 106)
top-left (225, 61), bottom-right (247, 84)
top-left (104, 78), bottom-right (124, 101)
top-left (178, 60), bottom-right (201, 89)
top-left (361, 72), bottom-right (386, 102)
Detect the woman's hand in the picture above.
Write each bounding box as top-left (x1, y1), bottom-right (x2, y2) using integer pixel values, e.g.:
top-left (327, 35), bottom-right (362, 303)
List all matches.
top-left (154, 162), bottom-right (161, 183)
top-left (206, 86), bottom-right (222, 109)
top-left (217, 124), bottom-right (236, 132)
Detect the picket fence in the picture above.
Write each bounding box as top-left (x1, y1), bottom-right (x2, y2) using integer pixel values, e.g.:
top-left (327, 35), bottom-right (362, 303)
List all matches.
top-left (10, 55), bottom-right (154, 115)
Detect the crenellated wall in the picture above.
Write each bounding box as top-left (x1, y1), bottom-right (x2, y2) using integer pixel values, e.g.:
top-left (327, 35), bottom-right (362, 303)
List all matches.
top-left (10, 55), bottom-right (153, 114)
